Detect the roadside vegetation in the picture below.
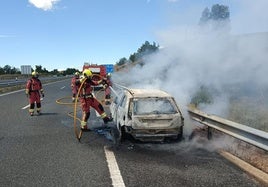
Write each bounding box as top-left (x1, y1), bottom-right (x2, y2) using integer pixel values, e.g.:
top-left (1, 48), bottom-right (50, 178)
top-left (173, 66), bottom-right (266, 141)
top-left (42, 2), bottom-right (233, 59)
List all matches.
top-left (0, 65), bottom-right (80, 79)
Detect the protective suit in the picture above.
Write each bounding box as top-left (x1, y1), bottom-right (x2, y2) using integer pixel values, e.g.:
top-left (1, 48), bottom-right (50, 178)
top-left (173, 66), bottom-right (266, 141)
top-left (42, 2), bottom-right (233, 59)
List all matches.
top-left (71, 72), bottom-right (80, 102)
top-left (25, 71), bottom-right (44, 116)
top-left (76, 69), bottom-right (111, 130)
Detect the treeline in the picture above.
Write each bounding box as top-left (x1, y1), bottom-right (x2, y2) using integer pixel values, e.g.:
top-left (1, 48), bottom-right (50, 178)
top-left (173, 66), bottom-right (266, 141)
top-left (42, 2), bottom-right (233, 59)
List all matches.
top-left (0, 65), bottom-right (20, 74)
top-left (0, 64), bottom-right (79, 76)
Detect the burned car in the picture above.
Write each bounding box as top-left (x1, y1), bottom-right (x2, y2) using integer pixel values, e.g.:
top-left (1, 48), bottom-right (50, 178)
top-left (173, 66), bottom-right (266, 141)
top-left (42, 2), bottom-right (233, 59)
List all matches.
top-left (110, 88), bottom-right (184, 142)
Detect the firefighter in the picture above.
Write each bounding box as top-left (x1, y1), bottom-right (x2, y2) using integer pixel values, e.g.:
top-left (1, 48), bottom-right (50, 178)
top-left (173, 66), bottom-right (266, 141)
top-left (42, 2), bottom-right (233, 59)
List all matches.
top-left (76, 68), bottom-right (112, 130)
top-left (71, 72), bottom-right (80, 102)
top-left (25, 71), bottom-right (44, 116)
top-left (103, 73), bottom-right (112, 105)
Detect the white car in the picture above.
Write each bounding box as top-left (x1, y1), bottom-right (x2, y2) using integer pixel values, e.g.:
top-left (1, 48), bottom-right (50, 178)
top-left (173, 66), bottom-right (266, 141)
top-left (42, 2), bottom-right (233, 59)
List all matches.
top-left (110, 88), bottom-right (184, 142)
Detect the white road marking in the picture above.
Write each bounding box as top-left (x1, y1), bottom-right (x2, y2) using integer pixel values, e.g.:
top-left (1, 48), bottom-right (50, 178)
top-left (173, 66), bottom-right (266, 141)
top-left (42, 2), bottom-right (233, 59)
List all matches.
top-left (60, 86), bottom-right (65, 89)
top-left (22, 104), bottom-right (30, 109)
top-left (104, 146), bottom-right (125, 187)
top-left (21, 98), bottom-right (43, 110)
top-left (0, 89), bottom-right (23, 97)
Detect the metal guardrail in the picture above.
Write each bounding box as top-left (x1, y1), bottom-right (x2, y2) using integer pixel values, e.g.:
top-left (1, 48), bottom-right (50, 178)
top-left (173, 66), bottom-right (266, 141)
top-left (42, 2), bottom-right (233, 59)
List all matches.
top-left (0, 77), bottom-right (68, 88)
top-left (188, 107), bottom-right (268, 151)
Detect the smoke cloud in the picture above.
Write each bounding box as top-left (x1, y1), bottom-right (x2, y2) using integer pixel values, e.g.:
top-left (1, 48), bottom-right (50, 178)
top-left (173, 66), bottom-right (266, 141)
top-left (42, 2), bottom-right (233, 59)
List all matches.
top-left (113, 29), bottom-right (268, 112)
top-left (112, 2), bottom-right (268, 136)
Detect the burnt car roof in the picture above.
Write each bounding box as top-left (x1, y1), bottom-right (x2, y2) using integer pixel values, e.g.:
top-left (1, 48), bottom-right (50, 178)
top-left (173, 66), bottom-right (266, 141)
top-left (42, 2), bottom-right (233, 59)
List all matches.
top-left (126, 89), bottom-right (172, 98)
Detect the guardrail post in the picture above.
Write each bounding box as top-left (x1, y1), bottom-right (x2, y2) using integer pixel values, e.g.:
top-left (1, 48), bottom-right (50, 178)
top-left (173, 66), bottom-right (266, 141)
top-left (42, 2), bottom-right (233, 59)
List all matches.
top-left (207, 126), bottom-right (212, 140)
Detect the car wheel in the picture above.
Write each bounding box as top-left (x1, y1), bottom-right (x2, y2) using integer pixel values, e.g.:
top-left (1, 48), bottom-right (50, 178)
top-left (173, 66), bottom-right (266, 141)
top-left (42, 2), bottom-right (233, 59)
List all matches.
top-left (110, 127), bottom-right (120, 147)
top-left (119, 125), bottom-right (127, 142)
top-left (177, 126), bottom-right (184, 141)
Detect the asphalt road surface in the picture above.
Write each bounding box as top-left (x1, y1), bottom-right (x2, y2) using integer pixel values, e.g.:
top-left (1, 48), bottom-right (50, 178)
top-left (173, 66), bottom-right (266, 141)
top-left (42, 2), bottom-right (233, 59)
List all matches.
top-left (0, 79), bottom-right (263, 187)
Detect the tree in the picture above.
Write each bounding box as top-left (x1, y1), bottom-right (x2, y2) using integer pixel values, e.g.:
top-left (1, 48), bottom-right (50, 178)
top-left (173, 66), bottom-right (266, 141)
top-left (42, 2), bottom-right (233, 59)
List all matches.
top-left (129, 53), bottom-right (137, 63)
top-left (199, 4), bottom-right (230, 31)
top-left (116, 57), bottom-right (128, 66)
top-left (210, 4), bottom-right (230, 21)
top-left (63, 68), bottom-right (79, 76)
top-left (137, 41), bottom-right (159, 58)
top-left (0, 67), bottom-right (4, 74)
top-left (51, 69), bottom-right (60, 75)
top-left (199, 7), bottom-right (210, 25)
top-left (3, 65), bottom-right (11, 74)
top-left (35, 65), bottom-right (49, 74)
top-left (190, 86), bottom-right (213, 107)
top-left (128, 41), bottom-right (159, 63)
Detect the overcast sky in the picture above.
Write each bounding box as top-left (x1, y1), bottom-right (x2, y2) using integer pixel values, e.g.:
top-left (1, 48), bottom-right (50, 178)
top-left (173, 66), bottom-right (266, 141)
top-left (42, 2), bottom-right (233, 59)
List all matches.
top-left (1, 0), bottom-right (268, 71)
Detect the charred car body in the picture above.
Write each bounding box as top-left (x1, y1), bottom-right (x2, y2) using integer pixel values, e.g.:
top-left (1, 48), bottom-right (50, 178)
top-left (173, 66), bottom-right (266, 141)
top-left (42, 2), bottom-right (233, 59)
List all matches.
top-left (110, 88), bottom-right (184, 142)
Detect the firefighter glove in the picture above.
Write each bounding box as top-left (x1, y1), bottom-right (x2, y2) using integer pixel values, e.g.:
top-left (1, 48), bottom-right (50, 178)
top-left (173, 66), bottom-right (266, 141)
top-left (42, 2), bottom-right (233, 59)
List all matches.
top-left (102, 78), bottom-right (107, 84)
top-left (80, 76), bottom-right (87, 83)
top-left (103, 84), bottom-right (108, 89)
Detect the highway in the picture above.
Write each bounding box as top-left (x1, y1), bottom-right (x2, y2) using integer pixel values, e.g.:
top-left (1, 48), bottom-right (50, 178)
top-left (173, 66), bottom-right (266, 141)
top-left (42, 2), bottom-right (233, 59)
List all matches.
top-left (0, 79), bottom-right (263, 187)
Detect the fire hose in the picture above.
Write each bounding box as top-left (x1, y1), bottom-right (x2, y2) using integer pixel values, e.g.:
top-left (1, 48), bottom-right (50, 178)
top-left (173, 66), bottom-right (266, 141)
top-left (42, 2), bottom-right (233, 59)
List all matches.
top-left (56, 74), bottom-right (108, 141)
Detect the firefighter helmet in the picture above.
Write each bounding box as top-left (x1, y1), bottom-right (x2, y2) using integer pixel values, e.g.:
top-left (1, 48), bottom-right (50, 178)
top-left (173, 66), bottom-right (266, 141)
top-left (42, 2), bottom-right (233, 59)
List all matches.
top-left (31, 71), bottom-right (38, 77)
top-left (83, 69), bottom-right (92, 77)
top-left (75, 72), bottom-right (79, 76)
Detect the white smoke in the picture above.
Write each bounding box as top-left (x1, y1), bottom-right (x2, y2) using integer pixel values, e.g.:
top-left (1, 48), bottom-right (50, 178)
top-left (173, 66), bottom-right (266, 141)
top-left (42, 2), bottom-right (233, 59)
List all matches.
top-left (114, 27), bottom-right (268, 113)
top-left (28, 0), bottom-right (60, 11)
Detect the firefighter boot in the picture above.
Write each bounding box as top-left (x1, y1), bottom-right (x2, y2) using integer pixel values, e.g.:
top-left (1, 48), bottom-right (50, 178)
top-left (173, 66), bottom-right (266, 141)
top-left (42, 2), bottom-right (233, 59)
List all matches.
top-left (29, 109), bottom-right (34, 116)
top-left (80, 121), bottom-right (90, 131)
top-left (103, 116), bottom-right (112, 124)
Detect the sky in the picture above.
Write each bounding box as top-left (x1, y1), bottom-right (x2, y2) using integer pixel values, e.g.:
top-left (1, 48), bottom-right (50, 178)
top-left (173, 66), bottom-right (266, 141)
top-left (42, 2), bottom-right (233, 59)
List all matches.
top-left (1, 0), bottom-right (268, 71)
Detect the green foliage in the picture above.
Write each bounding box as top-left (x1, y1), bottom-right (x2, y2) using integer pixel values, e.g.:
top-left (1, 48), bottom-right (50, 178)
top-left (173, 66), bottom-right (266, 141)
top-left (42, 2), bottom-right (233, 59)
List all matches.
top-left (62, 68), bottom-right (79, 76)
top-left (129, 54), bottom-right (136, 63)
top-left (116, 41), bottom-right (159, 67)
top-left (116, 57), bottom-right (128, 66)
top-left (35, 65), bottom-right (49, 74)
top-left (211, 4), bottom-right (230, 20)
top-left (199, 4), bottom-right (230, 30)
top-left (0, 64), bottom-right (78, 76)
top-left (0, 65), bottom-right (20, 75)
top-left (190, 86), bottom-right (214, 107)
top-left (228, 99), bottom-right (268, 132)
top-left (200, 7), bottom-right (210, 24)
top-left (129, 41), bottom-right (159, 63)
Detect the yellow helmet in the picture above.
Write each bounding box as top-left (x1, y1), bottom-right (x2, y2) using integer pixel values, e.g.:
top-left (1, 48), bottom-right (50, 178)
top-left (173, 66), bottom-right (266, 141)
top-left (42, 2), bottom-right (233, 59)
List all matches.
top-left (31, 71), bottom-right (38, 77)
top-left (75, 72), bottom-right (79, 76)
top-left (83, 69), bottom-right (92, 77)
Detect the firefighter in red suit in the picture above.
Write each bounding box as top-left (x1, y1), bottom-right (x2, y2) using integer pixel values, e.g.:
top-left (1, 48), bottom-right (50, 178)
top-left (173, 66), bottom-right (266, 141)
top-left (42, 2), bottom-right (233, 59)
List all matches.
top-left (71, 72), bottom-right (80, 102)
top-left (25, 71), bottom-right (44, 116)
top-left (103, 73), bottom-right (112, 105)
top-left (76, 69), bottom-right (111, 130)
